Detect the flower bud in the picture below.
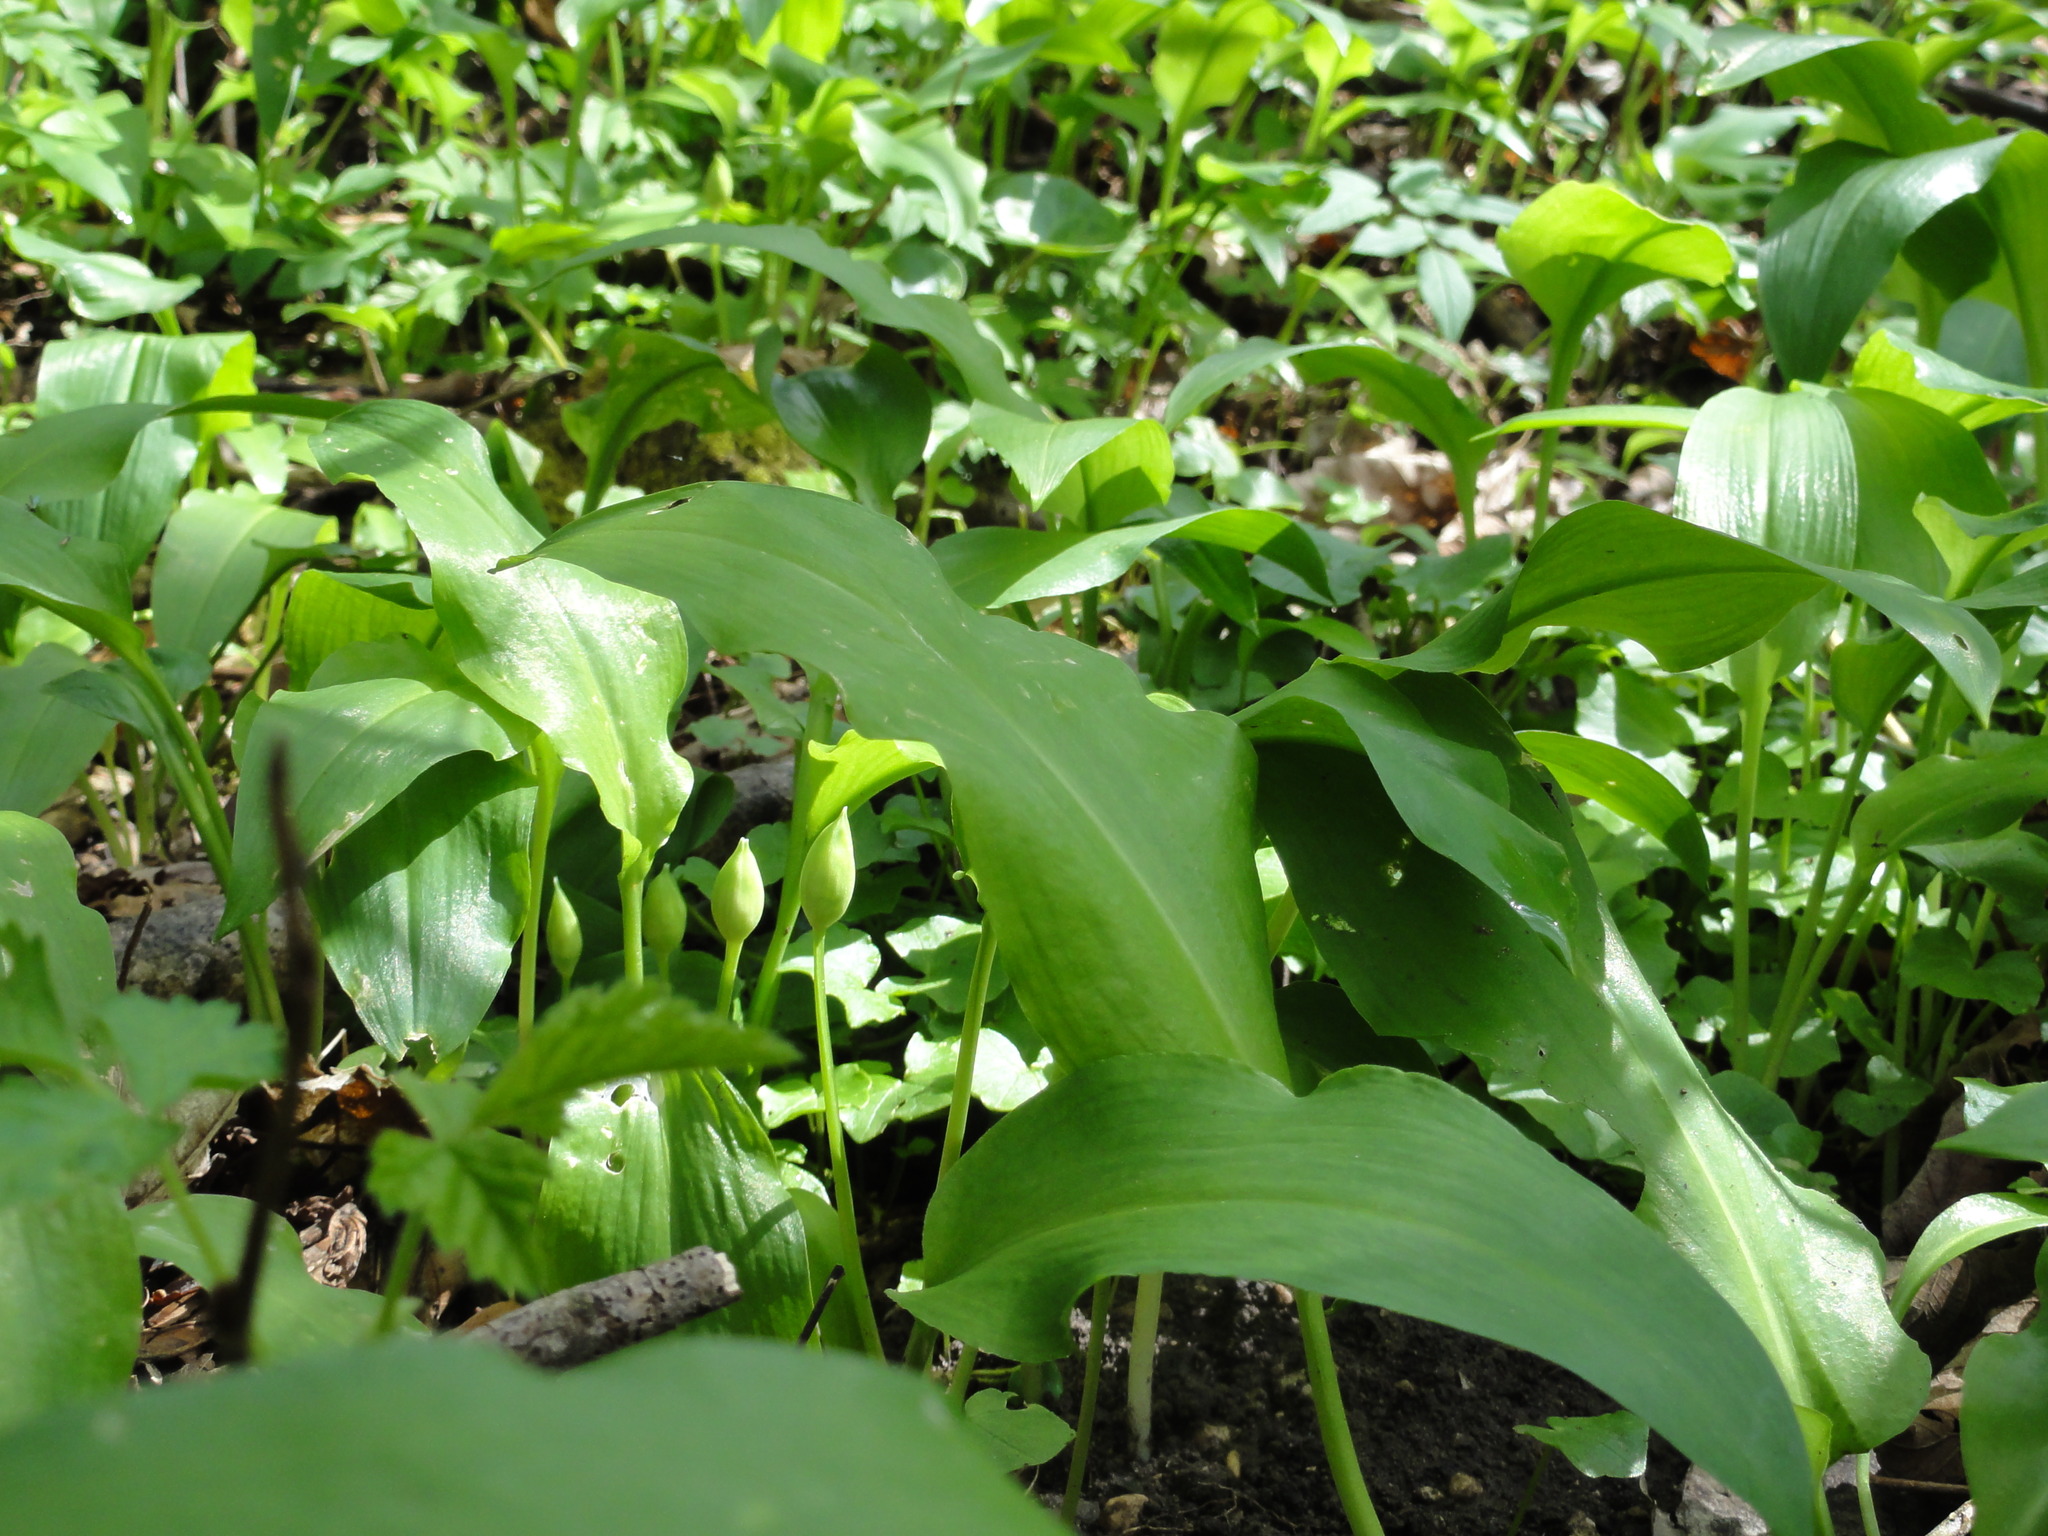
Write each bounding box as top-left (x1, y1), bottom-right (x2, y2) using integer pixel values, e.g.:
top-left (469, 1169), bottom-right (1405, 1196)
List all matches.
top-left (798, 809), bottom-right (856, 933)
top-left (705, 152), bottom-right (734, 212)
top-left (547, 878), bottom-right (583, 987)
top-left (712, 836), bottom-right (765, 945)
top-left (644, 866), bottom-right (687, 962)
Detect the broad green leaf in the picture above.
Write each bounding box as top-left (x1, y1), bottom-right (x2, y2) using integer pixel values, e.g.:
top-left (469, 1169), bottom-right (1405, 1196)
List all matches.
top-left (0, 403), bottom-right (164, 503)
top-left (91, 994), bottom-right (278, 1114)
top-left (223, 673), bottom-right (523, 930)
top-left (1701, 27), bottom-right (1950, 156)
top-left (309, 756), bottom-right (534, 1059)
top-left (850, 112), bottom-right (989, 260)
top-left (1977, 131), bottom-right (2048, 388)
top-left (964, 1390), bottom-right (1075, 1471)
top-left (251, 0), bottom-right (321, 139)
top-left (1848, 331), bottom-right (2047, 430)
top-left (934, 507), bottom-right (1329, 609)
top-left (538, 224), bottom-right (1035, 414)
top-left (1938, 1081), bottom-right (2048, 1161)
top-left (802, 730), bottom-right (942, 843)
top-left (1249, 729), bottom-right (1927, 1458)
top-left (1498, 184), bottom-right (1733, 361)
top-left (480, 982), bottom-right (795, 1134)
top-left (523, 481), bottom-right (1287, 1077)
top-left (1041, 417), bottom-right (1174, 530)
top-left (33, 330), bottom-right (246, 571)
top-left (152, 488), bottom-right (328, 661)
top-left (0, 813), bottom-right (114, 1031)
top-left (315, 402), bottom-right (694, 873)
top-left (0, 499), bottom-right (134, 634)
top-left (0, 1336), bottom-right (1064, 1534)
top-left (0, 928), bottom-right (81, 1078)
top-left (1761, 138), bottom-right (2012, 382)
top-left (1481, 404), bottom-right (1701, 436)
top-left (370, 1125), bottom-right (549, 1296)
top-left (765, 341), bottom-right (930, 514)
top-left (1828, 628), bottom-right (1929, 736)
top-left (281, 570), bottom-right (438, 686)
top-left (987, 173), bottom-right (1129, 253)
top-left (1852, 741), bottom-right (2048, 863)
top-left (967, 405), bottom-right (1130, 510)
top-left (562, 329), bottom-right (772, 510)
top-left (0, 1190), bottom-right (136, 1432)
top-left (1517, 730), bottom-right (1711, 887)
top-left (0, 1080), bottom-right (172, 1207)
top-left (0, 647), bottom-right (109, 816)
top-left (1515, 1411), bottom-right (1649, 1479)
top-left (1961, 1311), bottom-right (2048, 1535)
top-left (6, 226), bottom-right (200, 324)
top-left (1153, 0), bottom-right (1287, 129)
top-left (1899, 929), bottom-right (2042, 1013)
top-left (129, 1194), bottom-right (392, 1360)
top-left (1892, 1191), bottom-right (2048, 1318)
top-left (902, 1055), bottom-right (1813, 1533)
top-left (537, 1067), bottom-right (813, 1339)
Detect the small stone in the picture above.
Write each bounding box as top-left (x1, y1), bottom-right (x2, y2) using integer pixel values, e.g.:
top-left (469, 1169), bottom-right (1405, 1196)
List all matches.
top-left (1448, 1473), bottom-right (1484, 1502)
top-left (1103, 1493), bottom-right (1150, 1533)
top-left (1225, 1450), bottom-right (1242, 1479)
top-left (1568, 1512), bottom-right (1599, 1536)
top-left (1394, 1378), bottom-right (1419, 1397)
top-left (1417, 1486), bottom-right (1446, 1503)
top-left (1194, 1424), bottom-right (1233, 1452)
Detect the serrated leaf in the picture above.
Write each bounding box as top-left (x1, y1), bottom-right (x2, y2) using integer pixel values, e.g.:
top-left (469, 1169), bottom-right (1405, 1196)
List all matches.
top-left (0, 1080), bottom-right (171, 1207)
top-left (92, 994), bottom-right (279, 1114)
top-left (368, 1127), bottom-right (549, 1296)
top-left (0, 1189), bottom-right (136, 1432)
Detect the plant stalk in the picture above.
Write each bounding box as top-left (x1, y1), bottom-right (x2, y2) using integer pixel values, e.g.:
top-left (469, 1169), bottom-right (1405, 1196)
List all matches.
top-left (1061, 1277), bottom-right (1117, 1525)
top-left (515, 737), bottom-right (563, 1046)
top-left (1128, 1270), bottom-right (1165, 1462)
top-left (1727, 641), bottom-right (1777, 1056)
top-left (938, 921), bottom-right (999, 1179)
top-left (1298, 1289), bottom-right (1386, 1536)
top-left (747, 675), bottom-right (839, 1028)
top-left (813, 926), bottom-right (884, 1359)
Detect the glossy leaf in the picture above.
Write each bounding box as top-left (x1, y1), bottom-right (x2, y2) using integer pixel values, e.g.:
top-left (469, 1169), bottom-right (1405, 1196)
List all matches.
top-left (0, 813), bottom-right (114, 1031)
top-left (7, 225), bottom-right (200, 324)
top-left (0, 1337), bottom-right (1064, 1534)
top-left (523, 481), bottom-right (1288, 1077)
top-left (1041, 416), bottom-right (1175, 530)
top-left (0, 1190), bottom-right (136, 1432)
top-left (1892, 1191), bottom-right (2048, 1318)
top-left (0, 647), bottom-right (109, 816)
top-left (1248, 722), bottom-right (1927, 1458)
top-left (1760, 138), bottom-right (2011, 382)
top-left (1515, 1411), bottom-right (1649, 1479)
top-left (1976, 130), bottom-right (2048, 388)
top-left (902, 1054), bottom-right (1813, 1533)
top-left (1701, 27), bottom-right (1949, 155)
top-left (964, 1390), bottom-right (1075, 1471)
top-left (1848, 331), bottom-right (2047, 430)
top-left (315, 402), bottom-right (694, 873)
top-left (1153, 0), bottom-right (1287, 129)
top-left (1960, 1313), bottom-right (2048, 1536)
top-left (281, 570), bottom-right (438, 686)
top-left (152, 489), bottom-right (328, 661)
top-left (967, 405), bottom-right (1130, 510)
top-left (764, 341), bottom-right (930, 514)
top-left (309, 756), bottom-right (534, 1059)
top-left (801, 730), bottom-right (943, 843)
top-left (1516, 730), bottom-right (1711, 887)
top-left (223, 672), bottom-right (524, 930)
top-left (0, 403), bottom-right (164, 503)
top-left (1852, 742), bottom-right (2048, 863)
top-left (987, 173), bottom-right (1128, 253)
top-left (0, 499), bottom-right (134, 634)
top-left (1937, 1080), bottom-right (2048, 1161)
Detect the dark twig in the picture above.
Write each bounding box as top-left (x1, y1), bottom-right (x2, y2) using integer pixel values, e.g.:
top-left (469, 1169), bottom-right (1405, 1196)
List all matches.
top-left (797, 1263), bottom-right (845, 1346)
top-left (116, 896), bottom-right (152, 990)
top-left (472, 1247), bottom-right (742, 1368)
top-left (210, 746), bottom-right (320, 1366)
top-left (1941, 80), bottom-right (2048, 134)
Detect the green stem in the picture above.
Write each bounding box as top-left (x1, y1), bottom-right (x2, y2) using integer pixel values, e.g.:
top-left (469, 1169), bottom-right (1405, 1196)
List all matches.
top-left (813, 926), bottom-right (884, 1358)
top-left (747, 677), bottom-right (839, 1028)
top-left (515, 738), bottom-right (563, 1047)
top-left (376, 1216), bottom-right (425, 1334)
top-left (1760, 856), bottom-right (1878, 1092)
top-left (619, 852), bottom-right (651, 985)
top-left (1853, 1453), bottom-right (1879, 1536)
top-left (1298, 1290), bottom-right (1386, 1536)
top-left (1761, 736), bottom-right (1872, 1068)
top-left (715, 937), bottom-right (743, 1023)
top-left (1061, 1277), bottom-right (1117, 1524)
top-left (946, 1342), bottom-right (979, 1406)
top-left (1728, 640), bottom-right (1777, 1055)
top-left (1527, 328), bottom-right (1582, 541)
top-left (938, 922), bottom-right (999, 1179)
top-left (159, 1154), bottom-right (229, 1284)
top-left (1128, 1270), bottom-right (1164, 1462)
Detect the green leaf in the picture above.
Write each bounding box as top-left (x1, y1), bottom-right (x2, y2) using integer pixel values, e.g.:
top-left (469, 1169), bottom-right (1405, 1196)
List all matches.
top-left (0, 813), bottom-right (114, 1032)
top-left (537, 1068), bottom-right (813, 1339)
top-left (6, 225), bottom-right (200, 324)
top-left (1701, 27), bottom-right (1950, 156)
top-left (91, 994), bottom-right (278, 1114)
top-left (1514, 1411), bottom-right (1649, 1479)
top-left (0, 499), bottom-right (134, 635)
top-left (850, 113), bottom-right (989, 261)
top-left (31, 330), bottom-right (247, 571)
top-left (1848, 331), bottom-right (2048, 430)
top-left (0, 1189), bottom-right (137, 1432)
top-left (522, 481), bottom-right (1287, 1077)
top-left (764, 341), bottom-right (931, 514)
top-left (1892, 1191), bottom-right (2048, 1318)
top-left (987, 173), bottom-right (1129, 254)
top-left (310, 755), bottom-right (533, 1060)
top-left (1249, 729), bottom-right (1928, 1458)
top-left (0, 1336), bottom-right (1065, 1533)
top-left (1961, 1314), bottom-right (2048, 1536)
top-left (222, 672), bottom-right (524, 930)
top-left (1975, 131), bottom-right (2048, 389)
top-left (562, 330), bottom-right (771, 511)
top-left (1938, 1081), bottom-right (2048, 1161)
top-left (1498, 184), bottom-right (1733, 363)
top-left (1760, 138), bottom-right (2012, 382)
top-left (901, 1055), bottom-right (1813, 1533)
top-left (1481, 404), bottom-right (1701, 436)
top-left (369, 1126), bottom-right (549, 1296)
top-left (0, 646), bottom-right (110, 817)
top-left (314, 402), bottom-right (694, 872)
top-left (1852, 741), bottom-right (2048, 863)
top-left (1900, 929), bottom-right (2042, 1013)
top-left (1516, 730), bottom-right (1711, 887)
top-left (538, 224), bottom-right (1035, 415)
top-left (964, 1390), bottom-right (1075, 1472)
top-left (0, 1079), bottom-right (172, 1207)
top-left (281, 570), bottom-right (438, 686)
top-left (801, 730), bottom-right (942, 843)
top-left (1152, 0), bottom-right (1288, 129)
top-left (0, 403), bottom-right (164, 503)
top-left (479, 982), bottom-right (795, 1135)
top-left (1043, 416), bottom-right (1175, 530)
top-left (0, 928), bottom-right (83, 1079)
top-left (966, 405), bottom-right (1130, 511)
top-left (152, 489), bottom-right (328, 661)
top-left (129, 1193), bottom-right (393, 1360)
top-left (251, 0), bottom-right (321, 140)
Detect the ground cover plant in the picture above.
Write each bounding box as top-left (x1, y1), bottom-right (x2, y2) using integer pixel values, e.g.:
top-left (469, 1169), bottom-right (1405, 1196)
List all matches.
top-left (2, 0), bottom-right (2047, 1530)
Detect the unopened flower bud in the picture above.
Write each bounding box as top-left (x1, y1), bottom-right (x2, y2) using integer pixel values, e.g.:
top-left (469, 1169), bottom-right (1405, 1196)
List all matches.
top-left (798, 810), bottom-right (856, 933)
top-left (547, 878), bottom-right (583, 987)
top-left (644, 866), bottom-right (687, 961)
top-left (712, 836), bottom-right (765, 945)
